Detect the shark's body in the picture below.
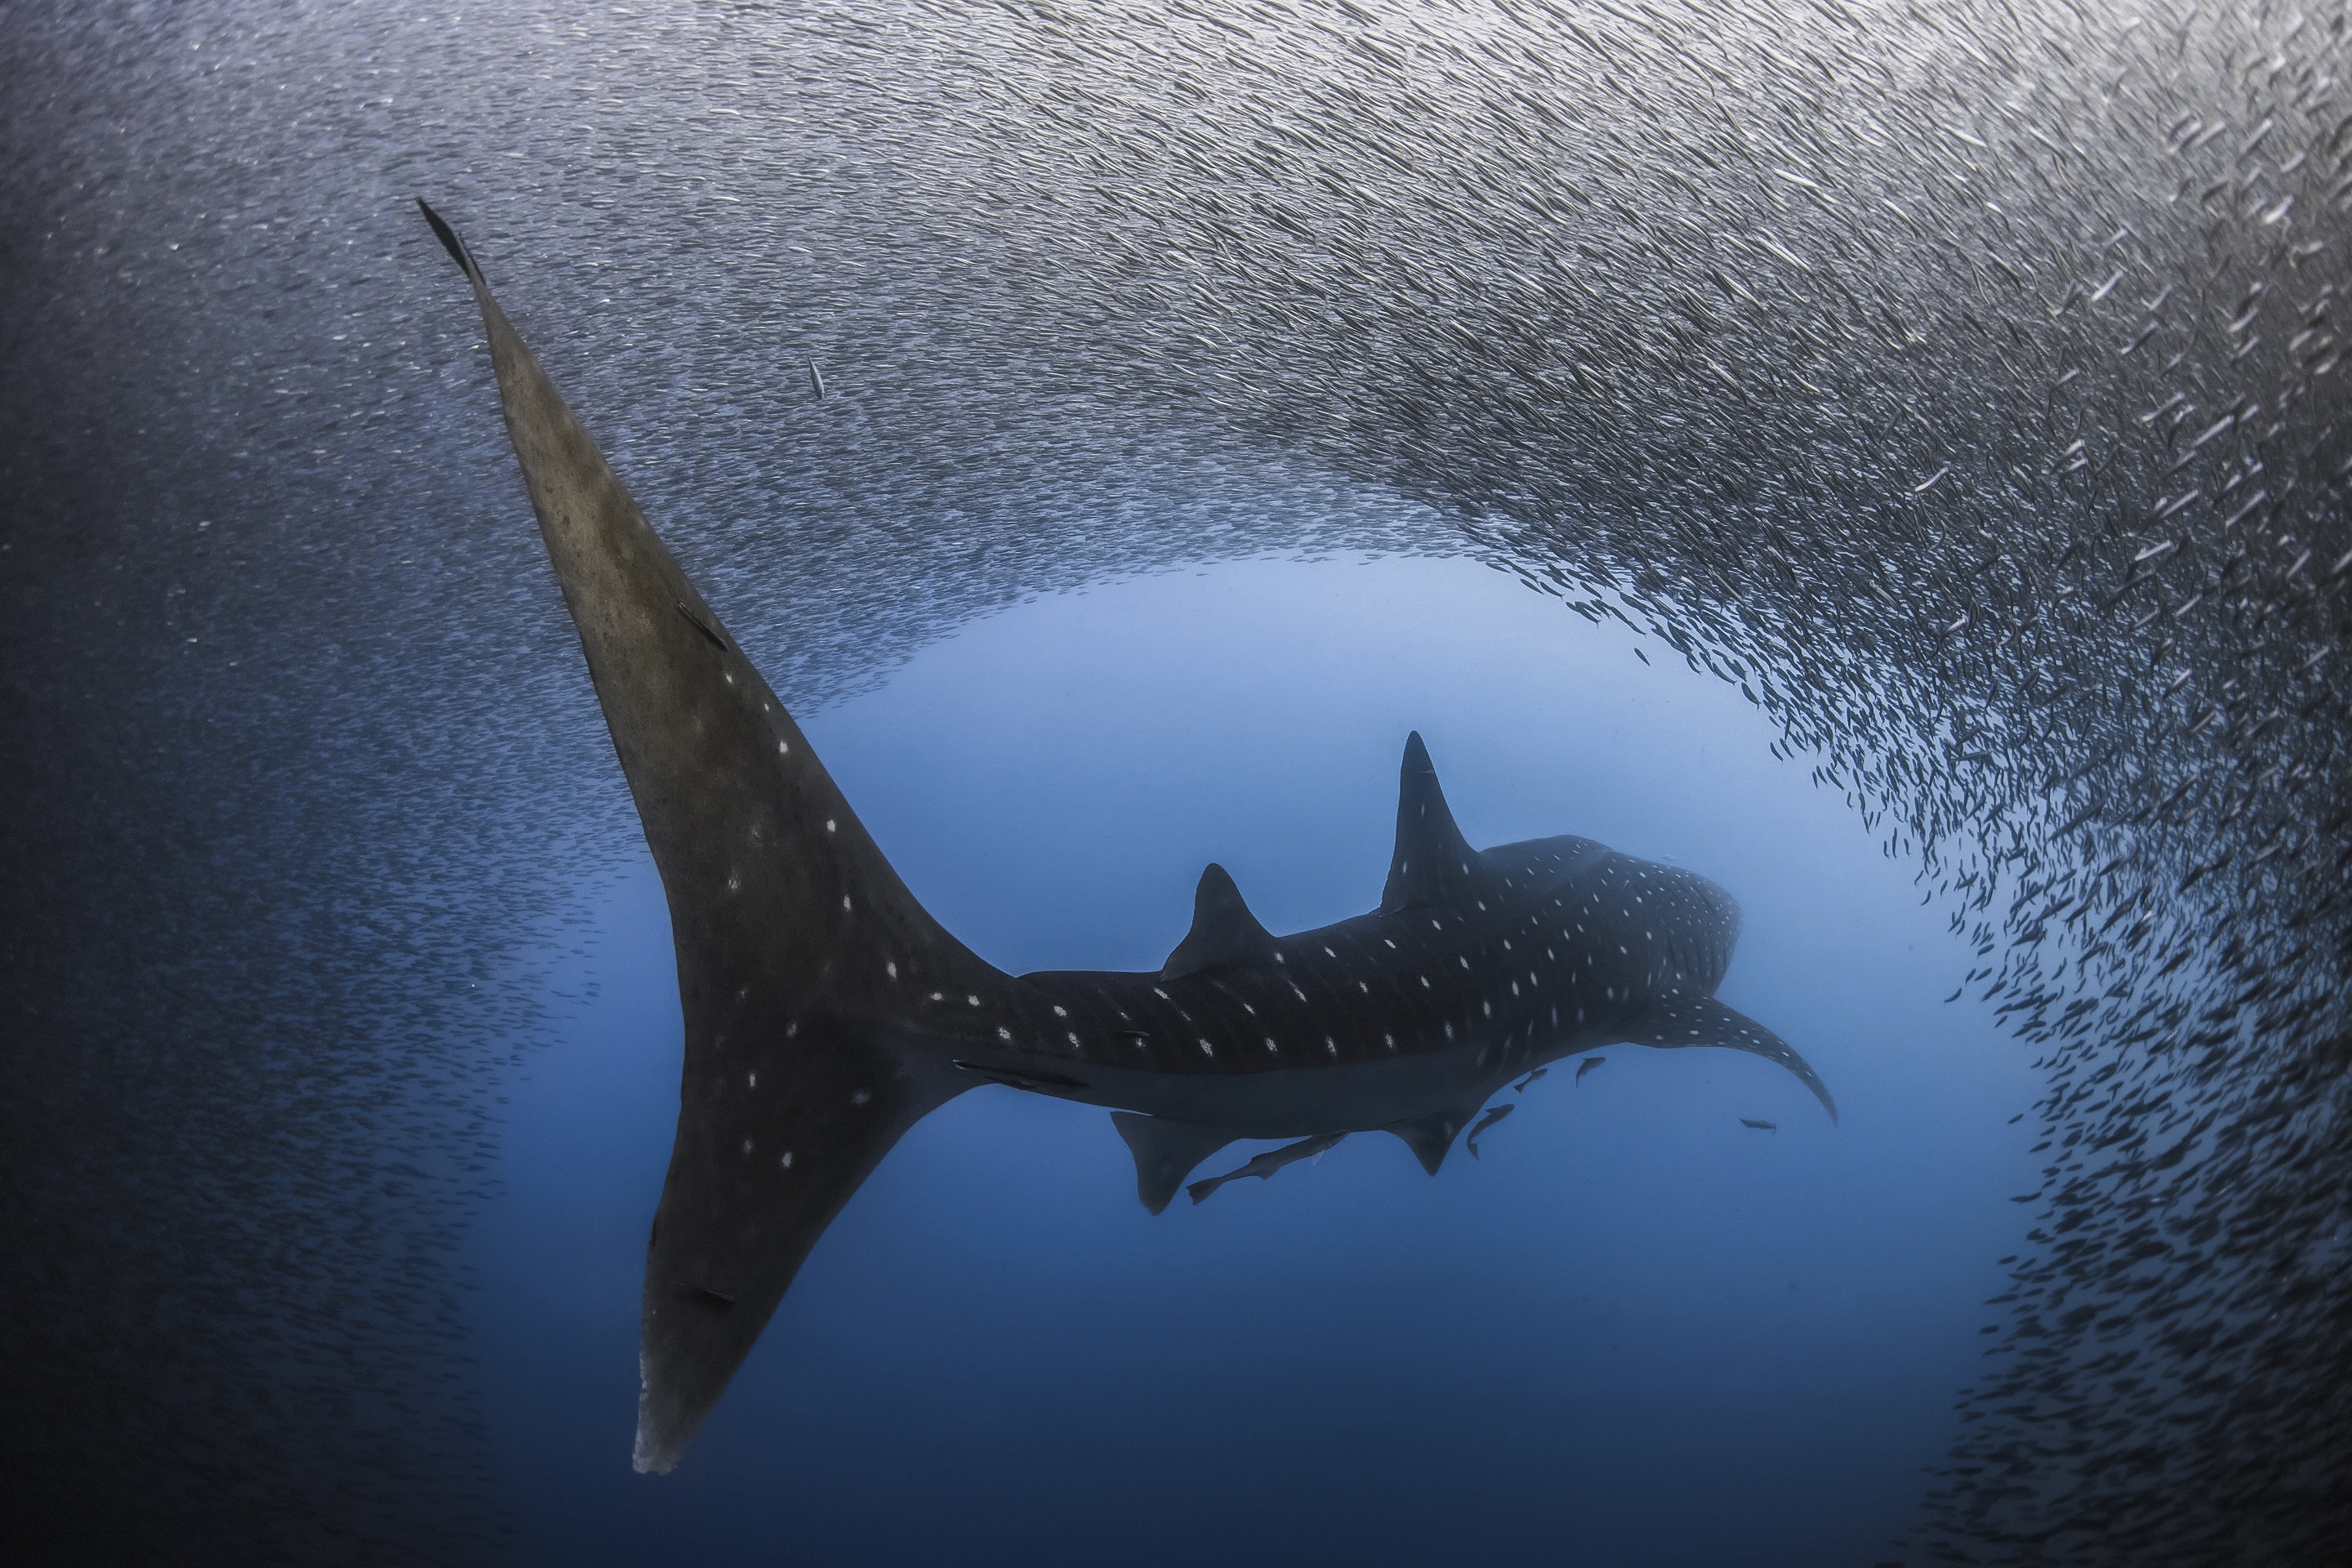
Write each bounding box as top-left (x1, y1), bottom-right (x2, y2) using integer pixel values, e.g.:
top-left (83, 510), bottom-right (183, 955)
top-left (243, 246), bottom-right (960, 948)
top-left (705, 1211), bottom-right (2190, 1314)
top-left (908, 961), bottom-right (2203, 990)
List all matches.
top-left (419, 202), bottom-right (1833, 1476)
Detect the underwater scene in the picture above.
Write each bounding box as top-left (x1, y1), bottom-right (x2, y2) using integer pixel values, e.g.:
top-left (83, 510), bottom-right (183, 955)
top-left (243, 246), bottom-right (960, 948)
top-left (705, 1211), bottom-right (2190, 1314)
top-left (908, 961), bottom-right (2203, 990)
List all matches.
top-left (3, 3), bottom-right (2346, 1566)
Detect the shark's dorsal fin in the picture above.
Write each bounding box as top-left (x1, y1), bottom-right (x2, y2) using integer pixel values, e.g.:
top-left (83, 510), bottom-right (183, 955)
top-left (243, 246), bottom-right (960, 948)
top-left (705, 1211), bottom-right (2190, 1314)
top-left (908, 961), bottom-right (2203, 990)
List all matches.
top-left (1383, 1102), bottom-right (1479, 1175)
top-left (1616, 991), bottom-right (1838, 1122)
top-left (1381, 732), bottom-right (1498, 913)
top-left (1161, 863), bottom-right (1279, 981)
top-left (1110, 1112), bottom-right (1238, 1215)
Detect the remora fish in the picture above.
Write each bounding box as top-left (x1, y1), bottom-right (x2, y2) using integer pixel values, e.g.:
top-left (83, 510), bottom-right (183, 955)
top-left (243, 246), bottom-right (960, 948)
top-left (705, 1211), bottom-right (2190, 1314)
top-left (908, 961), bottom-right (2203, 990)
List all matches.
top-left (1184, 1131), bottom-right (1350, 1205)
top-left (418, 202), bottom-right (1836, 1476)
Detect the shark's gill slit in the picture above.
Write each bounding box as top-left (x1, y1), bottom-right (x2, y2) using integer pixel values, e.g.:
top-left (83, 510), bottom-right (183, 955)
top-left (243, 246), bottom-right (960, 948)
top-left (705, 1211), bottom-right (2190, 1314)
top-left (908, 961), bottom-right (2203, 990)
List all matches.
top-left (422, 200), bottom-right (1834, 1477)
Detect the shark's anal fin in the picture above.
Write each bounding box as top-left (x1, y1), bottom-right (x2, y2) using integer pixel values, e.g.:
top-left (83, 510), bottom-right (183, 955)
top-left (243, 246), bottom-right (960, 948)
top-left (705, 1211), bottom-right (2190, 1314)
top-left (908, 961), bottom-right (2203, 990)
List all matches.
top-left (1111, 1113), bottom-right (1239, 1215)
top-left (1382, 732), bottom-right (1500, 913)
top-left (1617, 992), bottom-right (1838, 1122)
top-left (1161, 863), bottom-right (1279, 981)
top-left (1383, 1102), bottom-right (1481, 1175)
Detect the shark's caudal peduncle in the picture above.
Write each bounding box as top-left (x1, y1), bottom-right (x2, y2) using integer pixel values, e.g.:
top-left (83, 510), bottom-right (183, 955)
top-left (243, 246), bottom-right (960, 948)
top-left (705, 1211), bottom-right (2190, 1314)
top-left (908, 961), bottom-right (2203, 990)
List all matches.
top-left (419, 200), bottom-right (1834, 1476)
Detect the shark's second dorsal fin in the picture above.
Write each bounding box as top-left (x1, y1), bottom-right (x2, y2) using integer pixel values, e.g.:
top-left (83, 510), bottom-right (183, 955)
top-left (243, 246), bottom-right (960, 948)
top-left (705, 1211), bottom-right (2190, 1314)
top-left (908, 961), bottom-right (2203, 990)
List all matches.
top-left (1615, 991), bottom-right (1838, 1122)
top-left (1382, 732), bottom-right (1497, 913)
top-left (1110, 1112), bottom-right (1238, 1214)
top-left (1161, 863), bottom-right (1279, 981)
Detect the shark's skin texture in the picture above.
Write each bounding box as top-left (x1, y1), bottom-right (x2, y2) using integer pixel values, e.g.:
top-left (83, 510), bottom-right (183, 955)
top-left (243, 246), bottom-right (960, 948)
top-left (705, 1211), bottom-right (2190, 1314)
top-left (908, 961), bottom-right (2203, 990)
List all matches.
top-left (421, 202), bottom-right (1833, 1476)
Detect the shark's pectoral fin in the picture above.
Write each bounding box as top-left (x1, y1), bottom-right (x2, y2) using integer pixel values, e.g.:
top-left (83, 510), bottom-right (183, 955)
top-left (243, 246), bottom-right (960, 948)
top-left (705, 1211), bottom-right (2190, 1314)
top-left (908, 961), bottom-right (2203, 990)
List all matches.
top-left (1111, 1112), bottom-right (1239, 1215)
top-left (1617, 993), bottom-right (1837, 1123)
top-left (1383, 1102), bottom-right (1481, 1175)
top-left (1381, 732), bottom-right (1504, 913)
top-left (1161, 863), bottom-right (1280, 981)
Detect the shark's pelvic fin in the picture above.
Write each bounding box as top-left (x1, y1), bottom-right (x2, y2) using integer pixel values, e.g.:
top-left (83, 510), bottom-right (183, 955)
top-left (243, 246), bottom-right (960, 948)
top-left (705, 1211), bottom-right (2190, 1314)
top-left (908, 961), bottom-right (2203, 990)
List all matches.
top-left (1161, 862), bottom-right (1280, 981)
top-left (1616, 992), bottom-right (1838, 1122)
top-left (1383, 1102), bottom-right (1479, 1175)
top-left (1110, 1112), bottom-right (1239, 1215)
top-left (421, 201), bottom-right (1004, 1474)
top-left (1381, 731), bottom-right (1499, 913)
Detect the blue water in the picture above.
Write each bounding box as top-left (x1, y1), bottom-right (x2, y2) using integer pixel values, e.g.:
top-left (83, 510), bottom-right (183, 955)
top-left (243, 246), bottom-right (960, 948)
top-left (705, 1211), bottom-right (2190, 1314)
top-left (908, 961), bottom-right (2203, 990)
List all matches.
top-left (470, 555), bottom-right (2038, 1566)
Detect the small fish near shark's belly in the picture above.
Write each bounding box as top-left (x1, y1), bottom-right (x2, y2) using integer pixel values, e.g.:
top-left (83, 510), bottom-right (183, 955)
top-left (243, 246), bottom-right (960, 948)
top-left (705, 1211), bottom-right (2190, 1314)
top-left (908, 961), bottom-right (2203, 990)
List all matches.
top-left (946, 1029), bottom-right (1607, 1141)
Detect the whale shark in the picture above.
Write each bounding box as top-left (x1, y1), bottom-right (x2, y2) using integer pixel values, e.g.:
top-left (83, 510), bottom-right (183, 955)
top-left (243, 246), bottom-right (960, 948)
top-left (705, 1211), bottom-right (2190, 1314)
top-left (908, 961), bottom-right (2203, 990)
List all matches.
top-left (419, 200), bottom-right (1835, 1476)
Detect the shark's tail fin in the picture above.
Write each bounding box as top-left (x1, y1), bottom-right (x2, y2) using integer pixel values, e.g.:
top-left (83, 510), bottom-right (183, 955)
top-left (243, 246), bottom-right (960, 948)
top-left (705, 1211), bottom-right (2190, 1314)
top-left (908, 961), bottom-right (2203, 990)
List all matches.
top-left (421, 201), bottom-right (1000, 1470)
top-left (417, 198), bottom-right (973, 994)
top-left (633, 1014), bottom-right (960, 1473)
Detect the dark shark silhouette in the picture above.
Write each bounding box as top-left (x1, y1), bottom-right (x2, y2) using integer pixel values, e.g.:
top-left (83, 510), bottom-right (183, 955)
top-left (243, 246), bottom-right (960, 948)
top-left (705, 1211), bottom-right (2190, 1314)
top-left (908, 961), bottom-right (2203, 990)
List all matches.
top-left (419, 202), bottom-right (1836, 1476)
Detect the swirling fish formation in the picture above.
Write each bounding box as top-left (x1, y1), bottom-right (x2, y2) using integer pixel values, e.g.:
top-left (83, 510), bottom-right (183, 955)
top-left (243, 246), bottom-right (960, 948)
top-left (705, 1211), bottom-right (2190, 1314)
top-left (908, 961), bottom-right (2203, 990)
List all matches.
top-left (5, 2), bottom-right (2348, 1563)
